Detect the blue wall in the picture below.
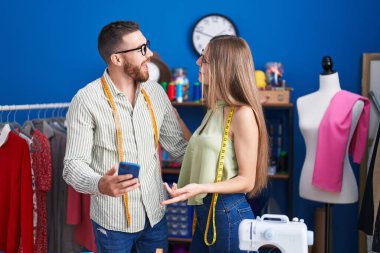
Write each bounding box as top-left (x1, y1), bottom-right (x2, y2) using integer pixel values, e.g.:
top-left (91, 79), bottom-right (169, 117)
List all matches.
top-left (1, 0), bottom-right (380, 252)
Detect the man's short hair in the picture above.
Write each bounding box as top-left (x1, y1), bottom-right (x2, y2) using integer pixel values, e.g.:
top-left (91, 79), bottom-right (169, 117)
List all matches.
top-left (98, 21), bottom-right (140, 63)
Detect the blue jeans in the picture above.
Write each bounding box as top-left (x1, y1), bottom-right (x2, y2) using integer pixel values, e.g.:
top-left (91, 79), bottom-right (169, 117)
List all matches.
top-left (190, 193), bottom-right (254, 253)
top-left (92, 216), bottom-right (168, 253)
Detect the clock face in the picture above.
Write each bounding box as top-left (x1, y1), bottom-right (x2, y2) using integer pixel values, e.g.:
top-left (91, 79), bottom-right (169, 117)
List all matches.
top-left (147, 62), bottom-right (160, 82)
top-left (148, 53), bottom-right (172, 84)
top-left (192, 14), bottom-right (238, 55)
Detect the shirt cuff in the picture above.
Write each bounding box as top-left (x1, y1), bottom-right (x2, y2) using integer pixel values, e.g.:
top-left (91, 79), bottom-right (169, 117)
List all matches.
top-left (90, 174), bottom-right (103, 195)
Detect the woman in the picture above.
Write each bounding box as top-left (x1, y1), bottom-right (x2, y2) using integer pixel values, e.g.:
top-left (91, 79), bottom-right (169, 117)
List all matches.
top-left (162, 35), bottom-right (268, 252)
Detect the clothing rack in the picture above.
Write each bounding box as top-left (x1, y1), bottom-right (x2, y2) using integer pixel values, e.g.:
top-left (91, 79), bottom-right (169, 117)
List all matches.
top-left (369, 90), bottom-right (380, 114)
top-left (0, 102), bottom-right (70, 111)
top-left (0, 102), bottom-right (78, 253)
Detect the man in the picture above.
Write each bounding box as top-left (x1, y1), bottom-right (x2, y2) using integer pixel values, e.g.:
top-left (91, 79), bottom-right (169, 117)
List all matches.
top-left (63, 20), bottom-right (187, 253)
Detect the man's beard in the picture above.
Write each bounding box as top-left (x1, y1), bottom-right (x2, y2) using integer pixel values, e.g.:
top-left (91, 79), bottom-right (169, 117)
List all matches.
top-left (123, 60), bottom-right (149, 83)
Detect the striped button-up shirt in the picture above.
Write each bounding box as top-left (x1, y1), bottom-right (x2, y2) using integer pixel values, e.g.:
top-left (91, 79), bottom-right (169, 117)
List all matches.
top-left (63, 70), bottom-right (187, 232)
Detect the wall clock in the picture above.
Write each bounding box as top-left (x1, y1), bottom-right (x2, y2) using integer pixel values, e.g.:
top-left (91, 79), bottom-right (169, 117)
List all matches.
top-left (192, 14), bottom-right (238, 55)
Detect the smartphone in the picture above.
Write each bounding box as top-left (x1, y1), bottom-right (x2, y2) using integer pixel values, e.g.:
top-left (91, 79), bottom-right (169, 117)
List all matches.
top-left (118, 161), bottom-right (140, 178)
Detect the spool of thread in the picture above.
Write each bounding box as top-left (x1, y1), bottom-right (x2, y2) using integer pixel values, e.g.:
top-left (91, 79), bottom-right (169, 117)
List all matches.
top-left (167, 82), bottom-right (176, 101)
top-left (176, 83), bottom-right (184, 103)
top-left (193, 82), bottom-right (201, 102)
top-left (161, 82), bottom-right (168, 93)
top-left (188, 82), bottom-right (194, 101)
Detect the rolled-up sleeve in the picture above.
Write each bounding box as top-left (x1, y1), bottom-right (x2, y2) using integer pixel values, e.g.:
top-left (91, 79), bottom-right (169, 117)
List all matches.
top-left (63, 93), bottom-right (102, 195)
top-left (159, 96), bottom-right (188, 162)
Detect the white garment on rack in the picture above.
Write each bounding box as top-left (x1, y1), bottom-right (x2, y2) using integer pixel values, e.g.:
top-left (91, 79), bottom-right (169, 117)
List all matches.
top-left (0, 124), bottom-right (11, 147)
top-left (18, 131), bottom-right (33, 147)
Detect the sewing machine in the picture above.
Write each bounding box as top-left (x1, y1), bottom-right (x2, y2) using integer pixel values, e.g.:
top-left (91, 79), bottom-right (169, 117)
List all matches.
top-left (239, 214), bottom-right (314, 253)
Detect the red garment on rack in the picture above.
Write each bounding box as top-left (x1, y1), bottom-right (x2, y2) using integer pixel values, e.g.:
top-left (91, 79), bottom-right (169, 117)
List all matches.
top-left (32, 129), bottom-right (52, 253)
top-left (67, 185), bottom-right (97, 253)
top-left (0, 132), bottom-right (34, 253)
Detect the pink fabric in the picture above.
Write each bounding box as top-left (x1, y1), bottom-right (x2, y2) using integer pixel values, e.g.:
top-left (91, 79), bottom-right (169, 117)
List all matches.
top-left (312, 90), bottom-right (370, 192)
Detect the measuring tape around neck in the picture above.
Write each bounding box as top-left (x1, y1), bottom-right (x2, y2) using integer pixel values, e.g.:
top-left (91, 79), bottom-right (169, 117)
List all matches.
top-left (101, 76), bottom-right (158, 226)
top-left (203, 105), bottom-right (235, 246)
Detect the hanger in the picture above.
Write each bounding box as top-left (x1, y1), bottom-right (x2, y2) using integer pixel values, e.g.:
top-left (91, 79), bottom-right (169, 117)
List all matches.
top-left (49, 107), bottom-right (61, 123)
top-left (0, 109), bottom-right (13, 147)
top-left (57, 107), bottom-right (67, 123)
top-left (48, 107), bottom-right (67, 132)
top-left (23, 105), bottom-right (36, 134)
top-left (9, 108), bottom-right (23, 130)
top-left (43, 107), bottom-right (49, 119)
top-left (0, 109), bottom-right (4, 128)
top-left (7, 106), bottom-right (41, 153)
top-left (60, 107), bottom-right (68, 128)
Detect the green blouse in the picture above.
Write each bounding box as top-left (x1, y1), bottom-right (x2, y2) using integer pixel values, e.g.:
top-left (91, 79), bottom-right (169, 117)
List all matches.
top-left (177, 101), bottom-right (238, 205)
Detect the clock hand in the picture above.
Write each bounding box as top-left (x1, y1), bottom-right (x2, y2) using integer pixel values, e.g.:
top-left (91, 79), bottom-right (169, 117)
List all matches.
top-left (216, 29), bottom-right (226, 35)
top-left (195, 31), bottom-right (213, 38)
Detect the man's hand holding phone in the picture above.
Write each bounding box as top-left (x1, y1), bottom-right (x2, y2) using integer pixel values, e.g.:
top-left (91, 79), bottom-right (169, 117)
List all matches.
top-left (98, 162), bottom-right (140, 197)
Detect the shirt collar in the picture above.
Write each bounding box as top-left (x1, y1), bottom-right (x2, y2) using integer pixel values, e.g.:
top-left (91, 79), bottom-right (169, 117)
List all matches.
top-left (103, 69), bottom-right (123, 96)
top-left (102, 69), bottom-right (144, 97)
top-left (217, 100), bottom-right (226, 107)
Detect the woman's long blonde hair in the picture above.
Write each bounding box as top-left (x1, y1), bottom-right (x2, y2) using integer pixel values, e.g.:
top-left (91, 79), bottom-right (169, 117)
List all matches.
top-left (204, 35), bottom-right (268, 197)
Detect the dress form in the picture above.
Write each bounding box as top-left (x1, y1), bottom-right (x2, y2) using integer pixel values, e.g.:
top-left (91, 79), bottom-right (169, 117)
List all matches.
top-left (297, 56), bottom-right (364, 204)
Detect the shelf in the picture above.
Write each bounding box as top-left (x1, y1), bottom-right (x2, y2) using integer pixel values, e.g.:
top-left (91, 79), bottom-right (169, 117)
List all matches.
top-left (268, 173), bottom-right (289, 180)
top-left (162, 168), bottom-right (289, 180)
top-left (171, 102), bottom-right (204, 106)
top-left (168, 237), bottom-right (192, 243)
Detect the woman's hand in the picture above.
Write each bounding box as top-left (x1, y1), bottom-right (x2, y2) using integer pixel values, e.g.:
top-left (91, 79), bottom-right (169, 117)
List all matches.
top-left (163, 182), bottom-right (179, 198)
top-left (161, 182), bottom-right (206, 205)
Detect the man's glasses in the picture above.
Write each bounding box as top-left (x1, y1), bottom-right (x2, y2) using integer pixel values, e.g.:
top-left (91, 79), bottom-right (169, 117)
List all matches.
top-left (114, 40), bottom-right (150, 56)
top-left (201, 49), bottom-right (208, 64)
top-left (201, 54), bottom-right (208, 64)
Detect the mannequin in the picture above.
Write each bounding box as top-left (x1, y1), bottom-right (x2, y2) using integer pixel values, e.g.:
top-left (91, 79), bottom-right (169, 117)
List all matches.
top-left (297, 56), bottom-right (364, 204)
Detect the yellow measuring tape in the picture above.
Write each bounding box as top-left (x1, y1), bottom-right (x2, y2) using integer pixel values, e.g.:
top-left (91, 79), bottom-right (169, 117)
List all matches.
top-left (202, 106), bottom-right (235, 246)
top-left (101, 76), bottom-right (158, 226)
